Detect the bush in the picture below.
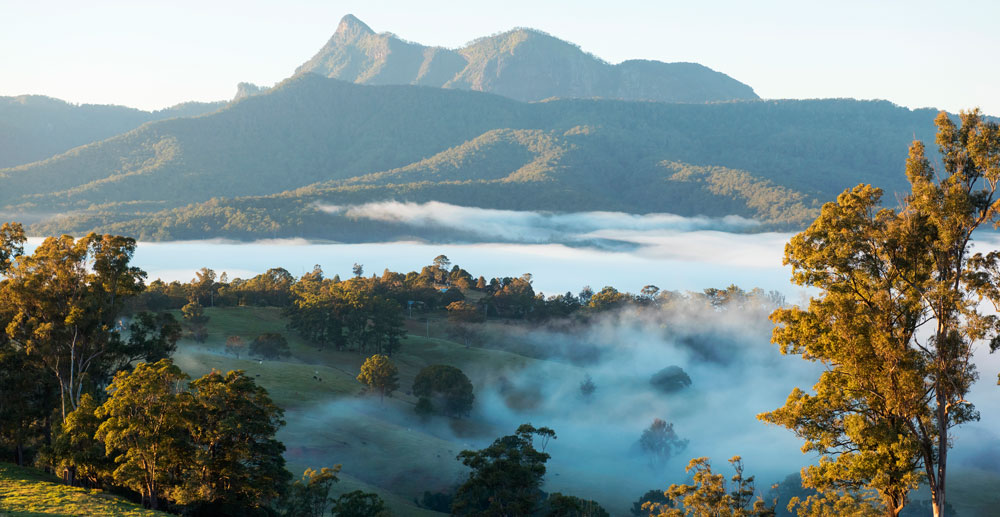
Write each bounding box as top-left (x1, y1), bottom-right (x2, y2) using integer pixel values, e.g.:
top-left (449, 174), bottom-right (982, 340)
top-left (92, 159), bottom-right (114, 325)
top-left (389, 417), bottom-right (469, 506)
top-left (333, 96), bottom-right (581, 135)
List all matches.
top-left (331, 490), bottom-right (390, 517)
top-left (412, 365), bottom-right (474, 417)
top-left (419, 490), bottom-right (454, 512)
top-left (250, 332), bottom-right (291, 360)
top-left (649, 366), bottom-right (691, 393)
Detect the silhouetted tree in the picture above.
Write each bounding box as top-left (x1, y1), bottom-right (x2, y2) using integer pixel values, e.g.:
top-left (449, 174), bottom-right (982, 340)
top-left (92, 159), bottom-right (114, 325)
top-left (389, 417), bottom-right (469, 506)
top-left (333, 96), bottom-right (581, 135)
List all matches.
top-left (452, 423), bottom-right (556, 516)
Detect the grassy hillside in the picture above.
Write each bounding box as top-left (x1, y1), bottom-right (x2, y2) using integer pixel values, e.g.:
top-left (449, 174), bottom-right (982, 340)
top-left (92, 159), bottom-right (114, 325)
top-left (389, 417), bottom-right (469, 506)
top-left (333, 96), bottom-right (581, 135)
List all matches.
top-left (168, 307), bottom-right (562, 516)
top-left (0, 462), bottom-right (168, 517)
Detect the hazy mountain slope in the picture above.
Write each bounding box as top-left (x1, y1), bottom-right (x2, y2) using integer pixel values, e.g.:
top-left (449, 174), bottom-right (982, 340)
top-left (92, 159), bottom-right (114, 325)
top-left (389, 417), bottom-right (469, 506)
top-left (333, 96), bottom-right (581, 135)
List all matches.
top-left (0, 95), bottom-right (224, 168)
top-left (4, 73), bottom-right (944, 240)
top-left (0, 75), bottom-right (528, 211)
top-left (296, 15), bottom-right (758, 103)
top-left (295, 14), bottom-right (467, 87)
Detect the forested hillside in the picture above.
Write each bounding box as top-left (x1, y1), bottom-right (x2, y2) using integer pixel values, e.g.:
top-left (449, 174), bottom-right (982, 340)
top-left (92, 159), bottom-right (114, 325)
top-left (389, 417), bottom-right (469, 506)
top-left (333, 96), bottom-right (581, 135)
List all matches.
top-left (0, 95), bottom-right (225, 169)
top-left (4, 73), bottom-right (943, 241)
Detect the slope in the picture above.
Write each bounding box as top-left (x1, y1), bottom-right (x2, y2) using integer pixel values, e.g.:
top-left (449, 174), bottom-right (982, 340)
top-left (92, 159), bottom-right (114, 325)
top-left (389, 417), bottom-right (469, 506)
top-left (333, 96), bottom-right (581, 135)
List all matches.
top-left (0, 75), bottom-right (528, 212)
top-left (4, 75), bottom-right (943, 240)
top-left (0, 95), bottom-right (224, 169)
top-left (0, 462), bottom-right (168, 516)
top-left (296, 15), bottom-right (758, 103)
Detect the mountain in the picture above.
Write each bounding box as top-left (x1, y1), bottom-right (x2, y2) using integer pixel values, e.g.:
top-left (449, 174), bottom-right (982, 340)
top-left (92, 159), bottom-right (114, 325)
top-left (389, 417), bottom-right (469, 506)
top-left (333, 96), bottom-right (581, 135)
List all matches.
top-left (0, 95), bottom-right (226, 169)
top-left (295, 14), bottom-right (758, 103)
top-left (0, 73), bottom-right (942, 241)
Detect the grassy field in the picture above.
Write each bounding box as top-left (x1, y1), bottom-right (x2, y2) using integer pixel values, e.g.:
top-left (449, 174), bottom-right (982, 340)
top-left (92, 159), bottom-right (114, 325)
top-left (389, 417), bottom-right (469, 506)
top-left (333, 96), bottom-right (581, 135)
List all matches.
top-left (0, 462), bottom-right (168, 517)
top-left (169, 306), bottom-right (567, 516)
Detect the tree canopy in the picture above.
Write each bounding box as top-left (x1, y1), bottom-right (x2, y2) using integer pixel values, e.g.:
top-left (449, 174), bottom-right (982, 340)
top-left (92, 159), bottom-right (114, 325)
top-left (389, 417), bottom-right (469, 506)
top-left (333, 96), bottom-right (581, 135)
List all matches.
top-left (760, 109), bottom-right (1000, 517)
top-left (452, 423), bottom-right (556, 516)
top-left (412, 364), bottom-right (475, 417)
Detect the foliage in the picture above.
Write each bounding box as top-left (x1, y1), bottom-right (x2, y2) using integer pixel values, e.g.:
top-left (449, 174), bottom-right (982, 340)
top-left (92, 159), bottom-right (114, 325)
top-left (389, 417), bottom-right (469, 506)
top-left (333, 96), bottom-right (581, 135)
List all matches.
top-left (357, 354), bottom-right (400, 402)
top-left (587, 286), bottom-right (631, 311)
top-left (224, 335), bottom-right (246, 358)
top-left (250, 332), bottom-right (291, 360)
top-left (412, 364), bottom-right (475, 417)
top-left (419, 490), bottom-right (454, 512)
top-left (331, 489), bottom-right (392, 517)
top-left (176, 369), bottom-right (290, 511)
top-left (487, 275), bottom-right (535, 318)
top-left (119, 312), bottom-right (182, 368)
top-left (91, 359), bottom-right (290, 513)
top-left (644, 456), bottom-right (776, 517)
top-left (649, 366), bottom-right (692, 394)
top-left (286, 273), bottom-right (406, 355)
top-left (414, 397), bottom-right (434, 418)
top-left (182, 300), bottom-right (210, 342)
top-left (638, 419), bottom-right (688, 468)
top-left (1, 232), bottom-right (146, 421)
top-left (542, 492), bottom-right (610, 517)
top-left (278, 466), bottom-right (341, 517)
top-left (0, 341), bottom-right (56, 467)
top-left (452, 423), bottom-right (556, 516)
top-left (632, 489), bottom-right (671, 516)
top-left (49, 394), bottom-right (113, 488)
top-left (446, 300), bottom-right (484, 323)
top-left (759, 109), bottom-right (1000, 517)
top-left (579, 374), bottom-right (596, 398)
top-left (95, 359), bottom-right (192, 510)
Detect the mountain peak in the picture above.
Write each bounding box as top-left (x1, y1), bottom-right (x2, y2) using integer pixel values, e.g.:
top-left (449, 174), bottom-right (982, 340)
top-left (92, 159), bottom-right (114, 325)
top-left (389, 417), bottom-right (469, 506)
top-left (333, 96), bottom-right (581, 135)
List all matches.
top-left (298, 15), bottom-right (758, 104)
top-left (335, 14), bottom-right (374, 39)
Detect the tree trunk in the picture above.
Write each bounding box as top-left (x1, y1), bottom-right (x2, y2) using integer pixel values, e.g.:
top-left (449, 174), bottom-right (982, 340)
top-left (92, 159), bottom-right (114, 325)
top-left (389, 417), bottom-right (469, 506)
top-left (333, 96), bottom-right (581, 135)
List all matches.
top-left (933, 395), bottom-right (948, 517)
top-left (148, 483), bottom-right (158, 510)
top-left (15, 443), bottom-right (23, 466)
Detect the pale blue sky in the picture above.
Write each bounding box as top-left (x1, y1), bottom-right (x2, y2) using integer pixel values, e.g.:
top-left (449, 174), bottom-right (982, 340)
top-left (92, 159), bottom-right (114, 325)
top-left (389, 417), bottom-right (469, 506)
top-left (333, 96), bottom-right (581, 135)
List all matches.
top-left (1, 0), bottom-right (997, 115)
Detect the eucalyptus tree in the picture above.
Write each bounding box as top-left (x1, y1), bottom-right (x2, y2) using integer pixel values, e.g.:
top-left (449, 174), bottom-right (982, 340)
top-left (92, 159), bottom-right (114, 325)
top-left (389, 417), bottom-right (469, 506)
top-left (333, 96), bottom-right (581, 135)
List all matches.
top-left (1, 232), bottom-right (146, 420)
top-left (760, 110), bottom-right (1000, 517)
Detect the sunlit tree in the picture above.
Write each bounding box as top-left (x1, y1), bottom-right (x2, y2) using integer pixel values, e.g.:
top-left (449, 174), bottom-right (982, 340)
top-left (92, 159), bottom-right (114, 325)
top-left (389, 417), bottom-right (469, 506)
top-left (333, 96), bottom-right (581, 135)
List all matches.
top-left (761, 110), bottom-right (1000, 517)
top-left (357, 354), bottom-right (400, 403)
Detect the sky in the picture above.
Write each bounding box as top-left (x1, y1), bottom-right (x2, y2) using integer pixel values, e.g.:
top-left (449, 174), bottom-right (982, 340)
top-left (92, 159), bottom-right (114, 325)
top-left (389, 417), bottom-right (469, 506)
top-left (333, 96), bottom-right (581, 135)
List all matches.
top-left (1, 0), bottom-right (997, 115)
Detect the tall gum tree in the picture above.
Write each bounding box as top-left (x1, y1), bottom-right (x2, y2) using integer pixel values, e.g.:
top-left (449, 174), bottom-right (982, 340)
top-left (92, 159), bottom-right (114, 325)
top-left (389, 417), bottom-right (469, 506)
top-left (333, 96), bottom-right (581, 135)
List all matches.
top-left (2, 233), bottom-right (146, 420)
top-left (760, 110), bottom-right (1000, 517)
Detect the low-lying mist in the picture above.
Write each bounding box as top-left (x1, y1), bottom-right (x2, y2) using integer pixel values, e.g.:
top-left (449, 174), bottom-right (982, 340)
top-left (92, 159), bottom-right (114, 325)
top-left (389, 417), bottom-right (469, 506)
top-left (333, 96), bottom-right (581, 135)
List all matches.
top-left (274, 291), bottom-right (1000, 514)
top-left (318, 201), bottom-right (762, 245)
top-left (281, 299), bottom-right (827, 513)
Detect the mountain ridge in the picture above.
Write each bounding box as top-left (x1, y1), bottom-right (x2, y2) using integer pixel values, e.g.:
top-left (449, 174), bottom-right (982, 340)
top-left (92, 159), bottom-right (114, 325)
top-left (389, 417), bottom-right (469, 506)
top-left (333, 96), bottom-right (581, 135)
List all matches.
top-left (295, 14), bottom-right (758, 103)
top-left (0, 95), bottom-right (225, 169)
top-left (0, 74), bottom-right (943, 241)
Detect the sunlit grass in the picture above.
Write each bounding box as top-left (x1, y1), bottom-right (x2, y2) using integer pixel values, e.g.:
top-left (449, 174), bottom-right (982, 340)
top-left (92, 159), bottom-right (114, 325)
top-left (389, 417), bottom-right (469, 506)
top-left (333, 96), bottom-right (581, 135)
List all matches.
top-left (0, 462), bottom-right (167, 516)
